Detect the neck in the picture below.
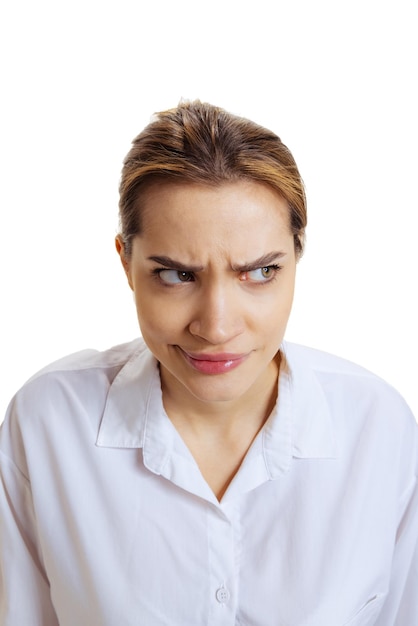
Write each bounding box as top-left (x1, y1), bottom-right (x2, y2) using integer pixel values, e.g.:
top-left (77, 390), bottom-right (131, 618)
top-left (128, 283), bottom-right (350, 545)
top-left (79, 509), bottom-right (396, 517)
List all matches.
top-left (160, 355), bottom-right (280, 439)
top-left (160, 356), bottom-right (281, 502)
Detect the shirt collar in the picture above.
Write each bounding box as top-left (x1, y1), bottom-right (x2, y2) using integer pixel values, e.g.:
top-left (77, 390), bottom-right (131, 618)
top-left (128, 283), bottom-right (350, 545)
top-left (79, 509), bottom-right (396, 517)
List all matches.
top-left (96, 342), bottom-right (156, 449)
top-left (96, 341), bottom-right (337, 478)
top-left (278, 343), bottom-right (336, 461)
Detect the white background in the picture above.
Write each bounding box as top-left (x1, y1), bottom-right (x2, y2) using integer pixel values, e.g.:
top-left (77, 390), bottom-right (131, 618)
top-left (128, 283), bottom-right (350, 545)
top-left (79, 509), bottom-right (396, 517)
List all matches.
top-left (0, 0), bottom-right (416, 421)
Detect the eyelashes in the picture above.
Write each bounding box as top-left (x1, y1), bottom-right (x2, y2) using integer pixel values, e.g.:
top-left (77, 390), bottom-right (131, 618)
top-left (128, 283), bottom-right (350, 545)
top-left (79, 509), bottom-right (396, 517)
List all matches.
top-left (152, 269), bottom-right (195, 285)
top-left (241, 264), bottom-right (282, 283)
top-left (151, 264), bottom-right (283, 286)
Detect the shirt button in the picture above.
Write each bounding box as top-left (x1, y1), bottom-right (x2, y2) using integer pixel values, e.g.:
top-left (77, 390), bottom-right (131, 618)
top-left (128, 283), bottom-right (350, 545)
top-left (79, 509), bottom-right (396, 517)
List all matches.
top-left (215, 587), bottom-right (230, 604)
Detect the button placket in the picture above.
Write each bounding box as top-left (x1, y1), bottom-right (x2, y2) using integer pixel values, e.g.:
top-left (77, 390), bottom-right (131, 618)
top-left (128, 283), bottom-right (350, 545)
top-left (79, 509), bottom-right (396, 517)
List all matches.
top-left (207, 502), bottom-right (240, 623)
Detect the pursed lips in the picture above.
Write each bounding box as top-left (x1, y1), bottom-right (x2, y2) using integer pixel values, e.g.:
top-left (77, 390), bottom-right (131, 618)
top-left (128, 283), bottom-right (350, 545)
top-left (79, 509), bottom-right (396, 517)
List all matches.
top-left (177, 348), bottom-right (250, 375)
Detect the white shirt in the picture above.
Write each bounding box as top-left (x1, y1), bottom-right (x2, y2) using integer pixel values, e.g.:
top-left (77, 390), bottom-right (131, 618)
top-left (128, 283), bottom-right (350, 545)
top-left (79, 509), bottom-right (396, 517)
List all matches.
top-left (0, 339), bottom-right (417, 626)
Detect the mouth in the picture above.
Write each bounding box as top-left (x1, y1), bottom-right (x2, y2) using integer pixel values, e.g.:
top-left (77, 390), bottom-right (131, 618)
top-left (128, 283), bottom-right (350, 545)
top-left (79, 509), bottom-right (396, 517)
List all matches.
top-left (178, 348), bottom-right (250, 375)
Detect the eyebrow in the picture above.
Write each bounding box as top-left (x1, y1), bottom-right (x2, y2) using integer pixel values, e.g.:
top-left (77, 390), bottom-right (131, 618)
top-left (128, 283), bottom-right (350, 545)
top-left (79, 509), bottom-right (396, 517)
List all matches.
top-left (147, 252), bottom-right (286, 273)
top-left (231, 251), bottom-right (286, 272)
top-left (147, 256), bottom-right (204, 272)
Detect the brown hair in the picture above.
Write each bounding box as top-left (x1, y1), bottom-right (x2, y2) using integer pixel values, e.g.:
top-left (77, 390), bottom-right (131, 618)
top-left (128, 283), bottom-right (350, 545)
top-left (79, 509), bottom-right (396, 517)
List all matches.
top-left (119, 100), bottom-right (307, 257)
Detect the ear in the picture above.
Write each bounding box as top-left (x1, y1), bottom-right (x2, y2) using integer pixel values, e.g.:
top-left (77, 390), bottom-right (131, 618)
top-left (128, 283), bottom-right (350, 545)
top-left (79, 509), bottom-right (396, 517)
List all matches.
top-left (115, 235), bottom-right (134, 290)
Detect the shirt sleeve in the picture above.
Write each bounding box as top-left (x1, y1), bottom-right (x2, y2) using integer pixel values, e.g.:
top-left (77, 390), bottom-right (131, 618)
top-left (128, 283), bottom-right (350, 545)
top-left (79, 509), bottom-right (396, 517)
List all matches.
top-left (0, 449), bottom-right (59, 626)
top-left (375, 432), bottom-right (418, 625)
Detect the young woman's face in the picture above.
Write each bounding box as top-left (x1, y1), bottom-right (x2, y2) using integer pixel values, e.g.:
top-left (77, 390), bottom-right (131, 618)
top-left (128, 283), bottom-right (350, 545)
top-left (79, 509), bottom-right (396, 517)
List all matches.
top-left (117, 181), bottom-right (297, 409)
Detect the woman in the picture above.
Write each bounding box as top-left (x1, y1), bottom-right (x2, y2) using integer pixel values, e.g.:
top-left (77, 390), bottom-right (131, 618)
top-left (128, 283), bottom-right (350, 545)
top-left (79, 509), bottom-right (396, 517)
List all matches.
top-left (1, 101), bottom-right (417, 625)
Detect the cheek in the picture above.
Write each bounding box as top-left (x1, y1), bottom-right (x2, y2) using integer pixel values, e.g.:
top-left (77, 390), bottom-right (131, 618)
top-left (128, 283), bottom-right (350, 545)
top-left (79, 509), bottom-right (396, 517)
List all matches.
top-left (134, 295), bottom-right (186, 340)
top-left (267, 273), bottom-right (295, 307)
top-left (261, 282), bottom-right (295, 333)
top-left (278, 271), bottom-right (296, 310)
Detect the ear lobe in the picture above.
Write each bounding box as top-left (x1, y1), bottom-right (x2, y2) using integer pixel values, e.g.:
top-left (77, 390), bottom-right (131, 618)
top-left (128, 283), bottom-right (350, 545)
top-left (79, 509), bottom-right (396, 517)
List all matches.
top-left (115, 236), bottom-right (134, 290)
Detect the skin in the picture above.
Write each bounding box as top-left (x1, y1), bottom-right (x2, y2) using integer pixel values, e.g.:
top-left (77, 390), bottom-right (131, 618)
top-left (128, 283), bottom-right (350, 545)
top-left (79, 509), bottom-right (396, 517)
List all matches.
top-left (116, 180), bottom-right (297, 499)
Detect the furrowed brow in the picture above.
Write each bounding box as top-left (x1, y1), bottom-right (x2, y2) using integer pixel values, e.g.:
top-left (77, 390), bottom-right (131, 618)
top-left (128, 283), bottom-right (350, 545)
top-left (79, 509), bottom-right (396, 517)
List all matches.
top-left (147, 255), bottom-right (204, 273)
top-left (231, 251), bottom-right (286, 272)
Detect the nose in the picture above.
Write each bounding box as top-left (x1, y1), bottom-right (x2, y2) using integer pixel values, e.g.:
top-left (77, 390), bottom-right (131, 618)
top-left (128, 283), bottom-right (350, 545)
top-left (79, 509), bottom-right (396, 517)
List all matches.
top-left (188, 281), bottom-right (245, 345)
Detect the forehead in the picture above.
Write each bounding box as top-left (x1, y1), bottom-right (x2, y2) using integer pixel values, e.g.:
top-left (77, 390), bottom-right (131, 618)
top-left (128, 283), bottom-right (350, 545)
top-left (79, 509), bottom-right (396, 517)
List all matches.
top-left (134, 181), bottom-right (295, 265)
top-left (139, 180), bottom-right (291, 232)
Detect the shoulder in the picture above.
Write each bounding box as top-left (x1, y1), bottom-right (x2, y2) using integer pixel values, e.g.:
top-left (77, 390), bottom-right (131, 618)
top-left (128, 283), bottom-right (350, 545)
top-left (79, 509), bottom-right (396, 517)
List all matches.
top-left (0, 338), bottom-right (151, 471)
top-left (283, 341), bottom-right (382, 379)
top-left (283, 341), bottom-right (417, 440)
top-left (25, 337), bottom-right (146, 382)
top-left (2, 338), bottom-right (148, 431)
top-left (283, 343), bottom-right (418, 486)
top-left (283, 341), bottom-right (408, 399)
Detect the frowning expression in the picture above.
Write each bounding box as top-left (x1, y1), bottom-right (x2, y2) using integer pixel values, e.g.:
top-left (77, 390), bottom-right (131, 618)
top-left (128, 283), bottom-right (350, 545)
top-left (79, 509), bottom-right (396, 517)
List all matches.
top-left (117, 180), bottom-right (297, 409)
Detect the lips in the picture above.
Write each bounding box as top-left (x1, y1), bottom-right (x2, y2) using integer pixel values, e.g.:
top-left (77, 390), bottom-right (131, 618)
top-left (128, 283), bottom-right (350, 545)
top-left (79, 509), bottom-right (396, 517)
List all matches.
top-left (178, 348), bottom-right (249, 375)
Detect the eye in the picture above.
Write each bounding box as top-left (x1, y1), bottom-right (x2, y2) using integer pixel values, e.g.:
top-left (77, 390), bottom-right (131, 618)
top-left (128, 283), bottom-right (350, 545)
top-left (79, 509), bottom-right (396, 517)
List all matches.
top-left (156, 269), bottom-right (194, 284)
top-left (245, 265), bottom-right (281, 283)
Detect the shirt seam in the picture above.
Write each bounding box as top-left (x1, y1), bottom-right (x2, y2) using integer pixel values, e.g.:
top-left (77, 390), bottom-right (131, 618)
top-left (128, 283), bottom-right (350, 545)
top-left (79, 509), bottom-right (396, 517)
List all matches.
top-left (0, 449), bottom-right (30, 484)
